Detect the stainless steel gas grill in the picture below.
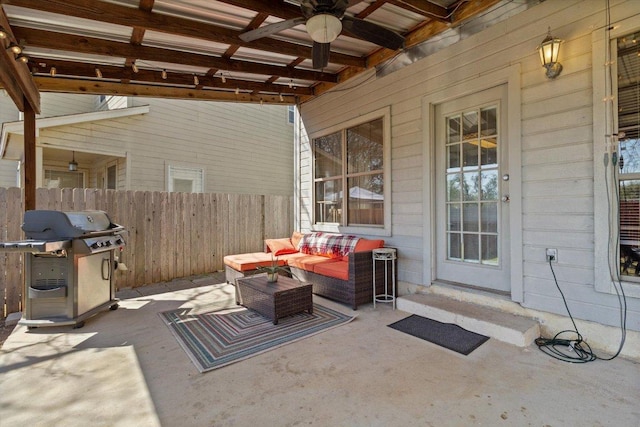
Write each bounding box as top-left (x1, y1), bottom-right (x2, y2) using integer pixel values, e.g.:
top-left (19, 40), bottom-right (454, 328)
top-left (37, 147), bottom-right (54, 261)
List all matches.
top-left (0, 210), bottom-right (126, 328)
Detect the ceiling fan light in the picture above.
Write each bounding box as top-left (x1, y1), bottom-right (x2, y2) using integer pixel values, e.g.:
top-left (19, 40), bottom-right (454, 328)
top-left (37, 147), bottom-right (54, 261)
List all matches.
top-left (306, 14), bottom-right (341, 44)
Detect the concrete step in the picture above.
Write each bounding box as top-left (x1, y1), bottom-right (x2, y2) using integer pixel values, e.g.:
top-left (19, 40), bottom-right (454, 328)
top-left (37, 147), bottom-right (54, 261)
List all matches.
top-left (396, 293), bottom-right (540, 347)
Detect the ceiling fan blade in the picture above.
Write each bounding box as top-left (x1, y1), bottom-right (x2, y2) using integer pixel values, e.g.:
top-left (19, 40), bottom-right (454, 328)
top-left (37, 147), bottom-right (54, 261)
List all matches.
top-left (312, 42), bottom-right (330, 69)
top-left (341, 16), bottom-right (405, 51)
top-left (239, 17), bottom-right (306, 42)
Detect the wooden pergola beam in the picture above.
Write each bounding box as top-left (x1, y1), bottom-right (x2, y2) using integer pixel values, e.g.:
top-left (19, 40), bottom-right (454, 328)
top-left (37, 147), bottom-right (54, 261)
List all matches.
top-left (13, 27), bottom-right (339, 84)
top-left (1, 0), bottom-right (365, 68)
top-left (33, 77), bottom-right (302, 104)
top-left (0, 6), bottom-right (39, 113)
top-left (29, 57), bottom-right (314, 95)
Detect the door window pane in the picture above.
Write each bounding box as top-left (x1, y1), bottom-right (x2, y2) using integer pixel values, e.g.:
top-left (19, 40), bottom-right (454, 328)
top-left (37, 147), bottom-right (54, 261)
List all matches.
top-left (447, 115), bottom-right (461, 143)
top-left (481, 202), bottom-right (498, 233)
top-left (481, 235), bottom-right (499, 265)
top-left (448, 204), bottom-right (461, 231)
top-left (448, 233), bottom-right (461, 260)
top-left (462, 111), bottom-right (478, 140)
top-left (480, 107), bottom-right (497, 136)
top-left (481, 137), bottom-right (498, 166)
top-left (481, 170), bottom-right (499, 200)
top-left (462, 172), bottom-right (479, 201)
top-left (447, 145), bottom-right (460, 171)
top-left (462, 142), bottom-right (479, 168)
top-left (463, 203), bottom-right (479, 232)
top-left (463, 233), bottom-right (479, 262)
top-left (447, 174), bottom-right (461, 201)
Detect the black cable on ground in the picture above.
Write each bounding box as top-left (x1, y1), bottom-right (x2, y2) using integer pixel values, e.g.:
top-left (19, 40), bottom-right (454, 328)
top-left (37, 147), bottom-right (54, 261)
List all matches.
top-left (534, 259), bottom-right (597, 363)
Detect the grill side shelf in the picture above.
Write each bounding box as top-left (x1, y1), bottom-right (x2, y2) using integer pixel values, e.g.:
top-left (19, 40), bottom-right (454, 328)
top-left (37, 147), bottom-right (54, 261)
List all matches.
top-left (0, 240), bottom-right (71, 253)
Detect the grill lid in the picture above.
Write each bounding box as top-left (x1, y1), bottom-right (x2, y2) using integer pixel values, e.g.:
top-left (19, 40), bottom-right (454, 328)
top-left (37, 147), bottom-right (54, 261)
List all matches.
top-left (22, 210), bottom-right (119, 240)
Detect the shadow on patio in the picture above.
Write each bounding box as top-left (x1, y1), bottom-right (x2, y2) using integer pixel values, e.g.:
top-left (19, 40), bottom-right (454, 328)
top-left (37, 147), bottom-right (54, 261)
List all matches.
top-left (1, 272), bottom-right (638, 427)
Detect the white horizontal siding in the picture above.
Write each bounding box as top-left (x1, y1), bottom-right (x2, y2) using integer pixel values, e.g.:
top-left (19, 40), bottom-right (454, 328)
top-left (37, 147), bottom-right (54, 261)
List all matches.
top-left (0, 160), bottom-right (18, 187)
top-left (298, 0), bottom-right (640, 330)
top-left (0, 96), bottom-right (19, 186)
top-left (36, 98), bottom-right (294, 196)
top-left (39, 93), bottom-right (99, 118)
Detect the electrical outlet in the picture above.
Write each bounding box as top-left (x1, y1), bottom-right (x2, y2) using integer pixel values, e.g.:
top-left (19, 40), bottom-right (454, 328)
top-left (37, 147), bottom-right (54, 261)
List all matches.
top-left (546, 248), bottom-right (558, 262)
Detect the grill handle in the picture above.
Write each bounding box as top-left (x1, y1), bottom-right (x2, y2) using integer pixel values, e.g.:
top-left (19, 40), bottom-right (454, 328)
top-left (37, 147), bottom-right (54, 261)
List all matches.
top-left (102, 258), bottom-right (111, 281)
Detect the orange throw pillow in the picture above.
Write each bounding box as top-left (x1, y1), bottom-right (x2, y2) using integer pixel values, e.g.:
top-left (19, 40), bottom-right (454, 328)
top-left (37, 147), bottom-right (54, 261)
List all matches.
top-left (265, 238), bottom-right (298, 256)
top-left (291, 231), bottom-right (304, 250)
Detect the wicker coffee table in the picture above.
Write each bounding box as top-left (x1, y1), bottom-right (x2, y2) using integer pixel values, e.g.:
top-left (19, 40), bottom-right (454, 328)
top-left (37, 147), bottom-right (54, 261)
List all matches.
top-left (235, 274), bottom-right (313, 325)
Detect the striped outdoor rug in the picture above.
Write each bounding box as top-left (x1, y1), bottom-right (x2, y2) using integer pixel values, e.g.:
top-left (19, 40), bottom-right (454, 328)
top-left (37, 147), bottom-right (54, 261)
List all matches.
top-left (160, 303), bottom-right (355, 372)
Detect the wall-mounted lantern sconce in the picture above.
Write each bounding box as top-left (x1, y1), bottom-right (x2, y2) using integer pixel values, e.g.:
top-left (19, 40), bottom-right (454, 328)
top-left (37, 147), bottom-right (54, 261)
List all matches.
top-left (68, 151), bottom-right (78, 171)
top-left (538, 27), bottom-right (563, 79)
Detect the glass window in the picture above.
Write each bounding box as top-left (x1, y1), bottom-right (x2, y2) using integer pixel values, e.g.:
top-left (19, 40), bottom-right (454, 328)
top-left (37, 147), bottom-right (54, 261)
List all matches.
top-left (168, 166), bottom-right (203, 193)
top-left (44, 169), bottom-right (84, 189)
top-left (106, 164), bottom-right (117, 189)
top-left (618, 30), bottom-right (640, 279)
top-left (313, 118), bottom-right (384, 226)
top-left (287, 105), bottom-right (295, 124)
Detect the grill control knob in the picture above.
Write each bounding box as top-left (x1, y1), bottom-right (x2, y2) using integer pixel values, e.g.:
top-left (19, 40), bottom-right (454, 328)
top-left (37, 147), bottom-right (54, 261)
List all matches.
top-left (91, 242), bottom-right (100, 249)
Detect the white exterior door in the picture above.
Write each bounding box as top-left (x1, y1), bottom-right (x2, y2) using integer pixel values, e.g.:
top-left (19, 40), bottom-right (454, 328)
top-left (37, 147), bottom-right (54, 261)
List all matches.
top-left (435, 85), bottom-right (510, 292)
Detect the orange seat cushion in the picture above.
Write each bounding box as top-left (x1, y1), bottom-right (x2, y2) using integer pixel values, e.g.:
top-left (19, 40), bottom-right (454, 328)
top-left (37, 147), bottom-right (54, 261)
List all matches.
top-left (276, 252), bottom-right (307, 262)
top-left (314, 261), bottom-right (349, 280)
top-left (287, 255), bottom-right (338, 272)
top-left (223, 253), bottom-right (286, 272)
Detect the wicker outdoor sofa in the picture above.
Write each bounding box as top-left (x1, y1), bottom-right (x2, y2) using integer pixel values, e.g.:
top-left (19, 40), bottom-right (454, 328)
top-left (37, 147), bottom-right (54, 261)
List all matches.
top-left (223, 232), bottom-right (388, 310)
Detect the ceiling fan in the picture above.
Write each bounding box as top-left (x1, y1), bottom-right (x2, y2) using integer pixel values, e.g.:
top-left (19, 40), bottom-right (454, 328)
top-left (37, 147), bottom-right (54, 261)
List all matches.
top-left (238, 0), bottom-right (405, 69)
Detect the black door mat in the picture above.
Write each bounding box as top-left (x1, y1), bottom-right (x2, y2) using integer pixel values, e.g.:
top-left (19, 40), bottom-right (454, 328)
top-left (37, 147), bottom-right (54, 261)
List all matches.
top-left (388, 314), bottom-right (489, 355)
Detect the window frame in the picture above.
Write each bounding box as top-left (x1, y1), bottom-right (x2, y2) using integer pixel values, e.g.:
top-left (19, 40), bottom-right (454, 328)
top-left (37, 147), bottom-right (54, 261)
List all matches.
top-left (593, 16), bottom-right (640, 298)
top-left (309, 107), bottom-right (391, 236)
top-left (167, 164), bottom-right (205, 193)
top-left (43, 166), bottom-right (86, 189)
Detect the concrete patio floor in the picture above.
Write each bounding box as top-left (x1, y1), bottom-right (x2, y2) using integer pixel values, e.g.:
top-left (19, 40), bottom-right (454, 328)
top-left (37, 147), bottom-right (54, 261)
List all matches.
top-left (1, 272), bottom-right (639, 427)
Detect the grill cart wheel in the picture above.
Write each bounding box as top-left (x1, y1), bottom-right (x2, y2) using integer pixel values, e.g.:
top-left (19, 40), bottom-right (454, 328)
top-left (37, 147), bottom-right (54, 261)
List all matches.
top-left (109, 303), bottom-right (119, 311)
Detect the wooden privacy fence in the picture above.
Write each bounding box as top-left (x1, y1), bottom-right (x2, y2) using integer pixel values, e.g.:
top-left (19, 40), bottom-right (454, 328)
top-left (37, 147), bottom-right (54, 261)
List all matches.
top-left (0, 187), bottom-right (293, 319)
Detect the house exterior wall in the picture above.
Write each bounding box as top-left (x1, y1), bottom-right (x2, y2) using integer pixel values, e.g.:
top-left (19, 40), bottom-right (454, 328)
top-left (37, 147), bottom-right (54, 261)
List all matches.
top-left (297, 0), bottom-right (640, 332)
top-left (38, 92), bottom-right (101, 118)
top-left (2, 95), bottom-right (294, 196)
top-left (0, 95), bottom-right (19, 187)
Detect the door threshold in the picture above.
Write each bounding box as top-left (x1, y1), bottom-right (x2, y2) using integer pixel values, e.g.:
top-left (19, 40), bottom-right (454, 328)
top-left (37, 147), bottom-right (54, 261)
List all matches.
top-left (431, 279), bottom-right (511, 300)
